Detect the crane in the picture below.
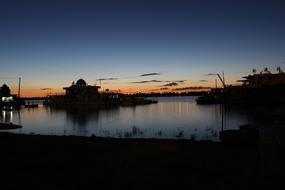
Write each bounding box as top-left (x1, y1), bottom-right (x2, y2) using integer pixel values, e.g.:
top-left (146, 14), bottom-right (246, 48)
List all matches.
top-left (206, 72), bottom-right (226, 88)
top-left (216, 73), bottom-right (226, 88)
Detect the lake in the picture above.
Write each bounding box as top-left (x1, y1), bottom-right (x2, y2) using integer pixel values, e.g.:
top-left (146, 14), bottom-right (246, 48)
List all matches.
top-left (1, 96), bottom-right (284, 141)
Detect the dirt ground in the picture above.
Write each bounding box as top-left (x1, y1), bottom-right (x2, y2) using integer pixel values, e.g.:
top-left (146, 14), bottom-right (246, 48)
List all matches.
top-left (0, 132), bottom-right (282, 190)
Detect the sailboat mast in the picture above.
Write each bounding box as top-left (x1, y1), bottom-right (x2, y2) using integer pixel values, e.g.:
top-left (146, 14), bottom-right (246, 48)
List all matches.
top-left (18, 77), bottom-right (21, 98)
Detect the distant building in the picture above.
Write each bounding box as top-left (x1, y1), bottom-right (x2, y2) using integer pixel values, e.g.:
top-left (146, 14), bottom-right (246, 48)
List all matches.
top-left (0, 84), bottom-right (13, 103)
top-left (63, 79), bottom-right (101, 101)
top-left (223, 71), bottom-right (285, 104)
top-left (0, 84), bottom-right (11, 97)
top-left (238, 73), bottom-right (285, 88)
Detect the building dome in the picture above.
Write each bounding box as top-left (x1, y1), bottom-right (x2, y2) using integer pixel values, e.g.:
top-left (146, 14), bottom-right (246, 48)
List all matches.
top-left (1, 84), bottom-right (9, 89)
top-left (0, 84), bottom-right (11, 97)
top-left (76, 79), bottom-right (87, 87)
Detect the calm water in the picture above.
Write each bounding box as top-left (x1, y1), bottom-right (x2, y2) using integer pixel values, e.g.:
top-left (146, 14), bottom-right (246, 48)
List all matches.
top-left (2, 96), bottom-right (284, 141)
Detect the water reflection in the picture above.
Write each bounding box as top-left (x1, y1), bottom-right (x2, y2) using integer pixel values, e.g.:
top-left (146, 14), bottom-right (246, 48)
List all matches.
top-left (50, 106), bottom-right (119, 127)
top-left (4, 97), bottom-right (285, 141)
top-left (223, 104), bottom-right (285, 125)
top-left (0, 110), bottom-right (13, 123)
top-left (123, 126), bottom-right (144, 138)
top-left (46, 105), bottom-right (120, 136)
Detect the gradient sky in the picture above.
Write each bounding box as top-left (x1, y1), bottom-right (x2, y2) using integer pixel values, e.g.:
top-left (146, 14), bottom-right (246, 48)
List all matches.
top-left (1, 0), bottom-right (285, 96)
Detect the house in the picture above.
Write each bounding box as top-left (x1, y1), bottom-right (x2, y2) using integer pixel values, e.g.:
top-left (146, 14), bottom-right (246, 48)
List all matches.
top-left (63, 79), bottom-right (101, 101)
top-left (0, 84), bottom-right (13, 103)
top-left (240, 73), bottom-right (285, 88)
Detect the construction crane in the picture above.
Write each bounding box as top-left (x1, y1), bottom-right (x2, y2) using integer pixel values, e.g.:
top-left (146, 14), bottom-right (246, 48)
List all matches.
top-left (206, 72), bottom-right (226, 88)
top-left (216, 73), bottom-right (226, 88)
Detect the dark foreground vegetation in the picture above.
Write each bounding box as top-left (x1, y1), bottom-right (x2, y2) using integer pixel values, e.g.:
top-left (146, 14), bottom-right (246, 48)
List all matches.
top-left (0, 132), bottom-right (283, 189)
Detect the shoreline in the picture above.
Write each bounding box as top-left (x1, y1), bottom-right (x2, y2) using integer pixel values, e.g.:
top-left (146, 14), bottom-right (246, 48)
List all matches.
top-left (1, 132), bottom-right (282, 189)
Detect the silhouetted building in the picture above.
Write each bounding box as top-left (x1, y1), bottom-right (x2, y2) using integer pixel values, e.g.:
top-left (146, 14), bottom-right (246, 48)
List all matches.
top-left (0, 84), bottom-right (14, 104)
top-left (197, 70), bottom-right (285, 104)
top-left (224, 72), bottom-right (285, 103)
top-left (238, 73), bottom-right (285, 87)
top-left (63, 79), bottom-right (101, 101)
top-left (0, 84), bottom-right (11, 97)
top-left (48, 79), bottom-right (155, 106)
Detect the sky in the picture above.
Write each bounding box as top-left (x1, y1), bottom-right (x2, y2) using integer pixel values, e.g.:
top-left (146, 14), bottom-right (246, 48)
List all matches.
top-left (0, 0), bottom-right (285, 97)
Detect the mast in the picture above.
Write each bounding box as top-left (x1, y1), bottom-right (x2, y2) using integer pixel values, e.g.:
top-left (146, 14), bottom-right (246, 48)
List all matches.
top-left (18, 77), bottom-right (21, 98)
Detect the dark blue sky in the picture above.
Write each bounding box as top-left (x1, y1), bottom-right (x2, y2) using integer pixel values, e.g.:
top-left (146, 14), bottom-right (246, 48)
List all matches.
top-left (1, 0), bottom-right (285, 95)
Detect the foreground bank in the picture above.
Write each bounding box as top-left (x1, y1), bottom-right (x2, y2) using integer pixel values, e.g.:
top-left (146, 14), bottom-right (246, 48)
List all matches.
top-left (0, 132), bottom-right (284, 189)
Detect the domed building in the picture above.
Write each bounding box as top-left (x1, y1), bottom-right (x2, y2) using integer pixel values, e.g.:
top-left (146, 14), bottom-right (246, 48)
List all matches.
top-left (76, 79), bottom-right (87, 87)
top-left (0, 84), bottom-right (14, 105)
top-left (0, 84), bottom-right (11, 97)
top-left (63, 79), bottom-right (101, 101)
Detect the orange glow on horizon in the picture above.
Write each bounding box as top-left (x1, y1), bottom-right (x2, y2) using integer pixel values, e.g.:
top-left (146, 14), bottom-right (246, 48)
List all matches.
top-left (6, 76), bottom-right (237, 97)
top-left (13, 86), bottom-right (211, 97)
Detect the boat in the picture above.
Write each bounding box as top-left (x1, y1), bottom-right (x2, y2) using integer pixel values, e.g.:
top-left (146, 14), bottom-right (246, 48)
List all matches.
top-left (120, 97), bottom-right (158, 106)
top-left (223, 70), bottom-right (285, 104)
top-left (48, 79), bottom-right (157, 107)
top-left (0, 123), bottom-right (22, 130)
top-left (197, 68), bottom-right (285, 104)
top-left (196, 94), bottom-right (220, 104)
